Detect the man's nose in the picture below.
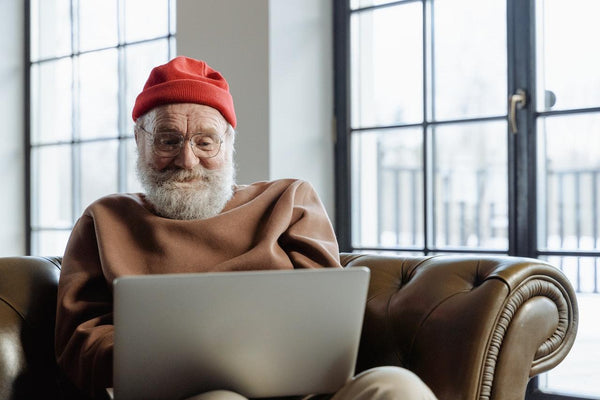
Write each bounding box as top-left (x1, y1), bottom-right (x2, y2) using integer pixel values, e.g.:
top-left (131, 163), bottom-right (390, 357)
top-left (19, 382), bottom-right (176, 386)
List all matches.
top-left (173, 140), bottom-right (200, 170)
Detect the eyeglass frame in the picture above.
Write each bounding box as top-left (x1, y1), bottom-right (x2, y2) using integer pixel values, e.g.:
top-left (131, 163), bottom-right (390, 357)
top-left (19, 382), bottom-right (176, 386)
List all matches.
top-left (136, 125), bottom-right (225, 159)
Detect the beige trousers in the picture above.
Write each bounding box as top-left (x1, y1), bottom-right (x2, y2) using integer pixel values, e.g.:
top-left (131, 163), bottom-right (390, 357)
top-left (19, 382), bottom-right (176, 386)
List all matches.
top-left (184, 366), bottom-right (437, 400)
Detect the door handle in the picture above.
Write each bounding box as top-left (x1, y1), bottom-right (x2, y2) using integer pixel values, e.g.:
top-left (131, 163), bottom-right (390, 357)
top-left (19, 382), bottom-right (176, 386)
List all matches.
top-left (509, 89), bottom-right (527, 134)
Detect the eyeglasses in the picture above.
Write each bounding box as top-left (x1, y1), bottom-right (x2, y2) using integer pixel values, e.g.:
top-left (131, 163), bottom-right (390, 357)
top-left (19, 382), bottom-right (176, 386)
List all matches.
top-left (137, 126), bottom-right (224, 159)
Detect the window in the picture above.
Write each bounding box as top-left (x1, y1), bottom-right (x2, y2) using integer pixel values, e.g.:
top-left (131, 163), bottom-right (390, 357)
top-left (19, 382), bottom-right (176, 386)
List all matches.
top-left (27, 0), bottom-right (176, 256)
top-left (334, 0), bottom-right (600, 398)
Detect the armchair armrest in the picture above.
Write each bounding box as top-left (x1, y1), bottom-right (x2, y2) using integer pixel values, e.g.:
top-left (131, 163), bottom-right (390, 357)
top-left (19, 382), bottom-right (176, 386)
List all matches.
top-left (340, 253), bottom-right (578, 400)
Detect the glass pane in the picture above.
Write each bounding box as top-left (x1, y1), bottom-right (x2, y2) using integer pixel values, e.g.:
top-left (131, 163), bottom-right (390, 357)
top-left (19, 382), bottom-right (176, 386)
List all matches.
top-left (432, 121), bottom-right (508, 249)
top-left (124, 40), bottom-right (170, 130)
top-left (169, 0), bottom-right (177, 35)
top-left (350, 3), bottom-right (423, 128)
top-left (126, 138), bottom-right (144, 193)
top-left (31, 230), bottom-right (71, 257)
top-left (31, 145), bottom-right (72, 228)
top-left (539, 256), bottom-right (600, 397)
top-left (79, 50), bottom-right (119, 140)
top-left (351, 127), bottom-right (423, 248)
top-left (31, 59), bottom-right (73, 144)
top-left (79, 141), bottom-right (119, 211)
top-left (432, 0), bottom-right (506, 120)
top-left (30, 0), bottom-right (71, 61)
top-left (350, 0), bottom-right (399, 9)
top-left (536, 0), bottom-right (600, 111)
top-left (537, 113), bottom-right (600, 251)
top-left (79, 0), bottom-right (118, 52)
top-left (125, 0), bottom-right (170, 43)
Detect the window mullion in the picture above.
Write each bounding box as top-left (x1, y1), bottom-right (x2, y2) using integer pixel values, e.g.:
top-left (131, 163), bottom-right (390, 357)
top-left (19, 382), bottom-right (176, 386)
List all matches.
top-left (24, 0), bottom-right (33, 254)
top-left (70, 0), bottom-right (81, 224)
top-left (117, 47), bottom-right (127, 193)
top-left (423, 0), bottom-right (433, 254)
top-left (117, 0), bottom-right (127, 193)
top-left (507, 0), bottom-right (537, 259)
top-left (333, 0), bottom-right (352, 252)
top-left (71, 54), bottom-right (81, 222)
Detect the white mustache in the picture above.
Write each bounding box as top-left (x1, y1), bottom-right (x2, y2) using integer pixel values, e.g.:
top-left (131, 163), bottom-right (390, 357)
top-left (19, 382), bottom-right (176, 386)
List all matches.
top-left (149, 166), bottom-right (218, 187)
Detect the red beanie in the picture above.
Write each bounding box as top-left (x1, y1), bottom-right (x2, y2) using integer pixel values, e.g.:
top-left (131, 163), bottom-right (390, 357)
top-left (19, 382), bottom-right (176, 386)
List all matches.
top-left (132, 56), bottom-right (237, 127)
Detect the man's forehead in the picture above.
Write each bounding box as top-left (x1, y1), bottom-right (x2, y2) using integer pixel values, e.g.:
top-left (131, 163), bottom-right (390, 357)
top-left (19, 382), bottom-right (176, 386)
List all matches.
top-left (147, 103), bottom-right (227, 130)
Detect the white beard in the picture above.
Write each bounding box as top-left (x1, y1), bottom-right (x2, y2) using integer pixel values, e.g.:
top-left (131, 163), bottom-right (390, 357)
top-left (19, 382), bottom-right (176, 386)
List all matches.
top-left (136, 157), bottom-right (235, 220)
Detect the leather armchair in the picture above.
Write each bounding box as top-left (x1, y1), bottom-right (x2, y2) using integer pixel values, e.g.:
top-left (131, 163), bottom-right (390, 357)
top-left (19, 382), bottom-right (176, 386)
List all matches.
top-left (0, 254), bottom-right (578, 400)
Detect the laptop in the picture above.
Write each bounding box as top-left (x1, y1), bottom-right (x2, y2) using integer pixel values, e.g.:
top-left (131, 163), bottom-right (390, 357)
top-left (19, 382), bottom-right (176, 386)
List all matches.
top-left (113, 267), bottom-right (370, 400)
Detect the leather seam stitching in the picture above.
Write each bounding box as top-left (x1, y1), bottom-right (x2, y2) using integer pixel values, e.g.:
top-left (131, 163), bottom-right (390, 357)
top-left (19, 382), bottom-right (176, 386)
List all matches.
top-left (479, 277), bottom-right (569, 400)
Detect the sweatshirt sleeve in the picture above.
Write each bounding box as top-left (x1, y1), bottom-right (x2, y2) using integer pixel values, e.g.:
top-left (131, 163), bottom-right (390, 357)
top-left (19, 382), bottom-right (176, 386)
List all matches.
top-left (279, 181), bottom-right (342, 269)
top-left (55, 214), bottom-right (114, 397)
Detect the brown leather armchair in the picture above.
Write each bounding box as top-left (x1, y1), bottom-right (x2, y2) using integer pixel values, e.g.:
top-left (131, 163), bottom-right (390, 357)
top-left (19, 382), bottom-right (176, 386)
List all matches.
top-left (0, 254), bottom-right (578, 400)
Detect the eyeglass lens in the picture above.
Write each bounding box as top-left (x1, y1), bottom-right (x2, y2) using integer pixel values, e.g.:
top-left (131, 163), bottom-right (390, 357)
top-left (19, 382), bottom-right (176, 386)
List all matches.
top-left (152, 132), bottom-right (222, 158)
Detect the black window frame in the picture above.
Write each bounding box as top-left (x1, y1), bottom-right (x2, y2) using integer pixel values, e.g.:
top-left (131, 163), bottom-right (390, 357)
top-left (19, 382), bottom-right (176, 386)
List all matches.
top-left (24, 0), bottom-right (176, 255)
top-left (333, 0), bottom-right (599, 399)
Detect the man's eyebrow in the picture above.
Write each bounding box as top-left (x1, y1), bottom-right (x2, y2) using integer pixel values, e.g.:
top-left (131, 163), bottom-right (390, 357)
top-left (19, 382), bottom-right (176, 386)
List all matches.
top-left (189, 124), bottom-right (222, 134)
top-left (152, 125), bottom-right (183, 132)
top-left (153, 120), bottom-right (222, 133)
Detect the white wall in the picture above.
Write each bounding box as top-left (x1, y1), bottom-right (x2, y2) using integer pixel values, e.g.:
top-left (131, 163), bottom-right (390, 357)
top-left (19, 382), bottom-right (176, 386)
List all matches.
top-left (177, 0), bottom-right (270, 185)
top-left (268, 0), bottom-right (334, 217)
top-left (0, 0), bottom-right (25, 256)
top-left (177, 0), bottom-right (335, 218)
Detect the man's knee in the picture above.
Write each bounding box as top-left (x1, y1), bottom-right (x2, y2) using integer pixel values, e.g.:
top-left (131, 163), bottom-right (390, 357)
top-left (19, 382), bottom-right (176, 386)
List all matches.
top-left (333, 366), bottom-right (437, 400)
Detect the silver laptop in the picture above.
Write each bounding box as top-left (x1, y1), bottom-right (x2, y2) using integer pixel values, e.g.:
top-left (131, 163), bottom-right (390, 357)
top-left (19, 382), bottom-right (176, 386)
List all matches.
top-left (113, 267), bottom-right (370, 400)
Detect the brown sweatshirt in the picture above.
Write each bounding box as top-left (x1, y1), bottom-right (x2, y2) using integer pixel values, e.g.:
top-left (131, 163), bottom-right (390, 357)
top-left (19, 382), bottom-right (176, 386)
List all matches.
top-left (55, 179), bottom-right (341, 396)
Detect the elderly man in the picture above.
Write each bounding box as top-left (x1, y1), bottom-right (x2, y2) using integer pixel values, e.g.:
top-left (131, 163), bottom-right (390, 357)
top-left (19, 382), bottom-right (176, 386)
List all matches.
top-left (55, 56), bottom-right (437, 400)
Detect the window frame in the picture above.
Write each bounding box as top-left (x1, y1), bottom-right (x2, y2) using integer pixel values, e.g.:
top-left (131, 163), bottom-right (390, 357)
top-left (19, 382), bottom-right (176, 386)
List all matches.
top-left (24, 0), bottom-right (176, 255)
top-left (333, 0), bottom-right (599, 399)
top-left (335, 0), bottom-right (514, 256)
